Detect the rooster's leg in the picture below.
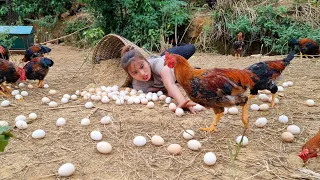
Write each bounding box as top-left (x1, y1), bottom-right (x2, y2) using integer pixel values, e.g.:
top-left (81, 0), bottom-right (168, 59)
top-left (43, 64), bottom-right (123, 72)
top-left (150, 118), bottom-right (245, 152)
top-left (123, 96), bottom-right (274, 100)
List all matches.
top-left (0, 90), bottom-right (9, 97)
top-left (200, 112), bottom-right (223, 132)
top-left (1, 84), bottom-right (11, 94)
top-left (304, 55), bottom-right (308, 59)
top-left (241, 104), bottom-right (249, 129)
top-left (270, 93), bottom-right (276, 108)
top-left (247, 94), bottom-right (256, 101)
top-left (300, 52), bottom-right (303, 59)
top-left (37, 80), bottom-right (44, 88)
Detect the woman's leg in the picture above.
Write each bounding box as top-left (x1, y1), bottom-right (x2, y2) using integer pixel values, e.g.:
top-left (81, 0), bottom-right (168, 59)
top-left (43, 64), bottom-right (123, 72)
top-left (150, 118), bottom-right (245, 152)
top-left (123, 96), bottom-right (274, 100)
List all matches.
top-left (160, 44), bottom-right (196, 60)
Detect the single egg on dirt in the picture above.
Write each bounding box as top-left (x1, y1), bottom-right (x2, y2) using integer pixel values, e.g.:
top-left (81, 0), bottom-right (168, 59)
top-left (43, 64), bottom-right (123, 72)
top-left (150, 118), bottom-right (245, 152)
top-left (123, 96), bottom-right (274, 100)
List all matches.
top-left (165, 97), bottom-right (172, 104)
top-left (306, 99), bottom-right (315, 107)
top-left (141, 98), bottom-right (148, 105)
top-left (277, 86), bottom-right (284, 92)
top-left (133, 136), bottom-right (147, 146)
top-left (287, 81), bottom-right (293, 86)
top-left (49, 101), bottom-right (58, 107)
top-left (58, 163), bottom-right (75, 177)
top-left (282, 82), bottom-right (288, 87)
top-left (100, 116), bottom-right (112, 124)
top-left (0, 121), bottom-right (8, 126)
top-left (15, 94), bottom-right (23, 100)
top-left (281, 132), bottom-right (294, 143)
top-left (97, 141), bottom-right (112, 154)
top-left (187, 140), bottom-right (201, 151)
top-left (48, 89), bottom-right (57, 95)
top-left (61, 97), bottom-right (69, 104)
top-left (287, 125), bottom-right (301, 135)
top-left (20, 91), bottom-right (28, 97)
top-left (228, 107), bottom-right (238, 114)
top-left (183, 130), bottom-right (195, 140)
top-left (85, 102), bottom-right (94, 109)
top-left (15, 120), bottom-right (27, 129)
top-left (27, 84), bottom-right (33, 89)
top-left (11, 90), bottom-right (19, 96)
top-left (151, 135), bottom-right (165, 146)
top-left (32, 129), bottom-right (46, 139)
top-left (268, 97), bottom-right (279, 104)
top-left (15, 115), bottom-right (26, 122)
top-left (151, 94), bottom-right (158, 101)
top-left (167, 144), bottom-right (182, 155)
top-left (250, 104), bottom-right (259, 111)
top-left (56, 117), bottom-right (66, 126)
top-left (159, 94), bottom-right (166, 101)
top-left (71, 94), bottom-right (77, 100)
top-left (203, 152), bottom-right (217, 166)
top-left (147, 101), bottom-right (155, 109)
top-left (81, 118), bottom-right (90, 126)
top-left (43, 84), bottom-right (49, 88)
top-left (90, 131), bottom-right (102, 141)
top-left (169, 103), bottom-right (176, 111)
top-left (258, 94), bottom-right (269, 102)
top-left (278, 115), bottom-right (288, 123)
top-left (236, 136), bottom-right (248, 146)
top-left (28, 113), bottom-right (37, 120)
top-left (101, 96), bottom-right (110, 104)
top-left (18, 82), bottom-right (25, 88)
top-left (63, 94), bottom-right (71, 100)
top-left (175, 108), bottom-right (184, 117)
top-left (254, 117), bottom-right (268, 128)
top-left (1, 100), bottom-right (10, 107)
top-left (259, 104), bottom-right (269, 111)
top-left (223, 107), bottom-right (228, 114)
top-left (41, 97), bottom-right (50, 104)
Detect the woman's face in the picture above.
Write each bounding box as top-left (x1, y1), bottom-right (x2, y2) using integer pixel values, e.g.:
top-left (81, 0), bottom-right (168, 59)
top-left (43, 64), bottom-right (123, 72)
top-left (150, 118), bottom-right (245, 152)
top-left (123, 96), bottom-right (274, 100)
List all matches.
top-left (127, 59), bottom-right (151, 82)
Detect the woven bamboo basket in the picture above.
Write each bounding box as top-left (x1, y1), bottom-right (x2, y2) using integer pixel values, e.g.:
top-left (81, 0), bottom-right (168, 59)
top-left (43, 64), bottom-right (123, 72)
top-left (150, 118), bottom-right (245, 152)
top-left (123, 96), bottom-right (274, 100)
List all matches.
top-left (91, 34), bottom-right (152, 87)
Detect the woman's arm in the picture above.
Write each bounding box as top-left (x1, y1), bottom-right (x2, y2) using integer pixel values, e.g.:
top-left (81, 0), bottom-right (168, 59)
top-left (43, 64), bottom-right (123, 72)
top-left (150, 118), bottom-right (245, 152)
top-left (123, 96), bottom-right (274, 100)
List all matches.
top-left (160, 66), bottom-right (195, 113)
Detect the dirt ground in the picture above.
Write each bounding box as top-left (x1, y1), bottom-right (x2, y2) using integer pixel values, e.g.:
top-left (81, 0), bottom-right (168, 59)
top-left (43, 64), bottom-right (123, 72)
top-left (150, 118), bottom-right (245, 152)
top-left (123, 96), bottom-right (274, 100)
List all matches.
top-left (0, 44), bottom-right (320, 180)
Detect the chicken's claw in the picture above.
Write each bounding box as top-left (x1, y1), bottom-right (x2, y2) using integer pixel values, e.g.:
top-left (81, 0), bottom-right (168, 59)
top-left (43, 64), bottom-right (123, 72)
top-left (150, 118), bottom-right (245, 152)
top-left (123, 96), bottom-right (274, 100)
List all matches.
top-left (200, 125), bottom-right (217, 132)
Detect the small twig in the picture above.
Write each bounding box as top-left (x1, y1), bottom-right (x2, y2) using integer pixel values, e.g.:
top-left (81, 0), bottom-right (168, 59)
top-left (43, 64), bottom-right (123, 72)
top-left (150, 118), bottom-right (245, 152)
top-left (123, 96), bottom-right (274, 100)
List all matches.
top-left (296, 168), bottom-right (320, 179)
top-left (179, 19), bottom-right (194, 44)
top-left (67, 48), bottom-right (92, 84)
top-left (234, 128), bottom-right (247, 160)
top-left (87, 108), bottom-right (98, 118)
top-left (178, 122), bottom-right (194, 138)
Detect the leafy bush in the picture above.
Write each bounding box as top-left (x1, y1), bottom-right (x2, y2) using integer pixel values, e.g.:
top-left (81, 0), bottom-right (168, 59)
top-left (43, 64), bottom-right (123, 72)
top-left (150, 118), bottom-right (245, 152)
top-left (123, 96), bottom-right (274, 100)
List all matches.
top-left (0, 126), bottom-right (13, 152)
top-left (0, 31), bottom-right (18, 49)
top-left (82, 27), bottom-right (105, 47)
top-left (64, 20), bottom-right (87, 35)
top-left (84, 0), bottom-right (190, 50)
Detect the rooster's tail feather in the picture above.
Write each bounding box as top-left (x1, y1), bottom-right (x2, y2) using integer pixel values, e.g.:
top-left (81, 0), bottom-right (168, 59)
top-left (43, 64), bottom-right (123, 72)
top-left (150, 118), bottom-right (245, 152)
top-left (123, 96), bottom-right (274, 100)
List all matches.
top-left (40, 58), bottom-right (54, 68)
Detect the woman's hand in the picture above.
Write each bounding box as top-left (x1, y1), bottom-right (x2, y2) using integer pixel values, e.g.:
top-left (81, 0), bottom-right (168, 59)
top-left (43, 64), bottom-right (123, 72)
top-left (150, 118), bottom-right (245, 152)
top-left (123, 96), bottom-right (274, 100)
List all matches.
top-left (172, 99), bottom-right (196, 114)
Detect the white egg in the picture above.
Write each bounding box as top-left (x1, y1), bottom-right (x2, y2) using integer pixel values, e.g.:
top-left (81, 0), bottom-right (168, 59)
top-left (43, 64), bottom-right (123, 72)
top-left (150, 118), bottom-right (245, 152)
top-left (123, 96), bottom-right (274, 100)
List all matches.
top-left (27, 84), bottom-right (33, 89)
top-left (306, 99), bottom-right (315, 107)
top-left (228, 107), bottom-right (238, 114)
top-left (127, 98), bottom-right (133, 105)
top-left (167, 144), bottom-right (182, 155)
top-left (129, 91), bottom-right (136, 96)
top-left (90, 95), bottom-right (96, 101)
top-left (83, 94), bottom-right (90, 100)
top-left (146, 94), bottom-right (152, 101)
top-left (254, 117), bottom-right (268, 128)
top-left (85, 102), bottom-right (94, 109)
top-left (236, 136), bottom-right (248, 146)
top-left (80, 91), bottom-right (87, 96)
top-left (28, 113), bottom-right (37, 120)
top-left (133, 97), bottom-right (140, 104)
top-left (1, 100), bottom-right (10, 107)
top-left (194, 104), bottom-right (204, 112)
top-left (175, 108), bottom-right (184, 117)
top-left (259, 104), bottom-right (269, 111)
top-left (156, 91), bottom-right (163, 96)
top-left (151, 94), bottom-right (158, 101)
top-left (258, 94), bottom-right (269, 102)
top-left (151, 135), bottom-right (165, 146)
top-left (169, 103), bottom-right (176, 111)
top-left (278, 115), bottom-right (288, 123)
top-left (15, 94), bottom-right (23, 100)
top-left (287, 125), bottom-right (301, 135)
top-left (61, 97), bottom-right (69, 104)
top-left (97, 141), bottom-right (112, 154)
top-left (15, 115), bottom-right (27, 122)
top-left (58, 163), bottom-right (75, 177)
top-left (18, 82), bottom-right (25, 88)
top-left (20, 91), bottom-right (28, 97)
top-left (250, 104), bottom-right (259, 111)
top-left (49, 101), bottom-right (58, 107)
top-left (75, 90), bottom-right (80, 96)
top-left (32, 129), bottom-right (46, 139)
top-left (281, 132), bottom-right (294, 142)
top-left (115, 99), bottom-right (121, 105)
top-left (0, 121), bottom-right (8, 126)
top-left (140, 98), bottom-right (148, 105)
top-left (41, 97), bottom-right (50, 104)
top-left (112, 95), bottom-right (119, 101)
top-left (165, 97), bottom-right (172, 104)
top-left (70, 95), bottom-right (77, 100)
top-left (277, 86), bottom-right (284, 92)
top-left (282, 82), bottom-right (288, 87)
top-left (11, 90), bottom-right (19, 96)
top-left (223, 107), bottom-right (228, 114)
top-left (100, 96), bottom-right (109, 104)
top-left (81, 118), bottom-right (90, 126)
top-left (43, 84), bottom-right (49, 88)
top-left (89, 88), bottom-right (95, 93)
top-left (146, 101), bottom-right (155, 109)
top-left (268, 97), bottom-right (279, 104)
top-left (159, 95), bottom-right (166, 101)
top-left (56, 118), bottom-right (66, 126)
top-left (187, 140), bottom-right (201, 151)
top-left (133, 136), bottom-right (147, 146)
top-left (48, 90), bottom-right (57, 95)
top-left (111, 85), bottom-right (119, 92)
top-left (90, 131), bottom-right (103, 141)
top-left (183, 130), bottom-right (195, 140)
top-left (15, 120), bottom-right (27, 129)
top-left (100, 116), bottom-right (112, 124)
top-left (203, 152), bottom-right (217, 166)
top-left (287, 81), bottom-right (293, 86)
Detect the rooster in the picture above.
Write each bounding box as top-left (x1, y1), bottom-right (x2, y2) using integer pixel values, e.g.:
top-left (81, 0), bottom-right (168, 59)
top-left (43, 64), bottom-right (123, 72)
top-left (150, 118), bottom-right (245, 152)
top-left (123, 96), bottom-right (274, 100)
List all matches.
top-left (0, 59), bottom-right (26, 96)
top-left (288, 38), bottom-right (319, 59)
top-left (245, 50), bottom-right (295, 107)
top-left (22, 44), bottom-right (51, 62)
top-left (23, 57), bottom-right (54, 88)
top-left (232, 32), bottom-right (245, 58)
top-left (0, 45), bottom-right (9, 60)
top-left (164, 50), bottom-right (295, 132)
top-left (164, 52), bottom-right (256, 132)
top-left (299, 129), bottom-right (320, 163)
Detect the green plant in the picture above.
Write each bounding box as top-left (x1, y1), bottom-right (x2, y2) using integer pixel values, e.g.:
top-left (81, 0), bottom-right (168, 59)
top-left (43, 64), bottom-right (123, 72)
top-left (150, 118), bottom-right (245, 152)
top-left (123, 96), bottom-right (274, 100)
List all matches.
top-left (0, 30), bottom-right (18, 49)
top-left (0, 126), bottom-right (13, 152)
top-left (64, 19), bottom-right (87, 35)
top-left (82, 27), bottom-right (105, 46)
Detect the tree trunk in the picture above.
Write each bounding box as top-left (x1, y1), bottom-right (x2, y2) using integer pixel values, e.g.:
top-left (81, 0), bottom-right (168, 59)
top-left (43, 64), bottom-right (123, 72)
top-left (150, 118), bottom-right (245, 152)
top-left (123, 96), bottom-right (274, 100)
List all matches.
top-left (6, 0), bottom-right (13, 25)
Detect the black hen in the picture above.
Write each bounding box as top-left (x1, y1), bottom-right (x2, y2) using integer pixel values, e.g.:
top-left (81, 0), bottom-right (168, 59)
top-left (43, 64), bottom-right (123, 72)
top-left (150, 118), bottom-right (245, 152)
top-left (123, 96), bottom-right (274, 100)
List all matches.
top-left (22, 45), bottom-right (51, 62)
